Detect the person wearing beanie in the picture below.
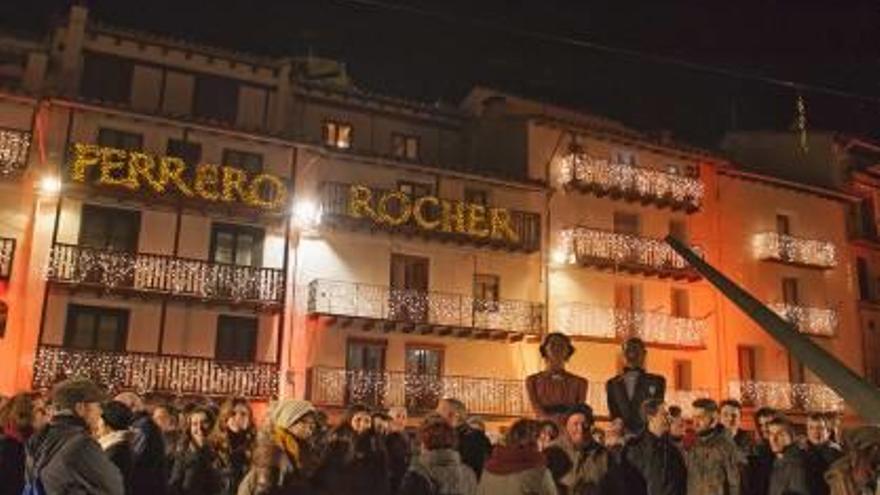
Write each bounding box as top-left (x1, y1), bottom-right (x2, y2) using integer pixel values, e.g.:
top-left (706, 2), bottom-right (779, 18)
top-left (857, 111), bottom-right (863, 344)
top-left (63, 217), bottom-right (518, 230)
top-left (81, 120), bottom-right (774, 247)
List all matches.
top-left (477, 419), bottom-right (556, 495)
top-left (98, 400), bottom-right (135, 493)
top-left (237, 399), bottom-right (319, 495)
top-left (543, 403), bottom-right (610, 495)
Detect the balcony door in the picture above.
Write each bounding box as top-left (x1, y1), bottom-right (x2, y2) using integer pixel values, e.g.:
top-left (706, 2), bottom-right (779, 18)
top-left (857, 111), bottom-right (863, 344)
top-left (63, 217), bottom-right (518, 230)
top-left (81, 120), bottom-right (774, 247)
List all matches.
top-left (79, 204), bottom-right (141, 252)
top-left (210, 223), bottom-right (264, 299)
top-left (346, 339), bottom-right (386, 407)
top-left (389, 254), bottom-right (429, 323)
top-left (405, 345), bottom-right (443, 411)
top-left (614, 283), bottom-right (643, 338)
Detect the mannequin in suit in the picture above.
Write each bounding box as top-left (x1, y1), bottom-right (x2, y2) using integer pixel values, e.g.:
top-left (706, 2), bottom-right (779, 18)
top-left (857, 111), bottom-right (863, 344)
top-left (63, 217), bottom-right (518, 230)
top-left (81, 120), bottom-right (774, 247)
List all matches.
top-left (526, 332), bottom-right (588, 422)
top-left (605, 337), bottom-right (666, 434)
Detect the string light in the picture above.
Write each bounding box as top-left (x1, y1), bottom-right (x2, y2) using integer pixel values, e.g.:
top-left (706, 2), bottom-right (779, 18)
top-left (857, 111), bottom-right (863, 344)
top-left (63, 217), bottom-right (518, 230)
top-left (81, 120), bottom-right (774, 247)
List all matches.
top-left (768, 303), bottom-right (837, 336)
top-left (0, 237), bottom-right (14, 278)
top-left (729, 380), bottom-right (843, 412)
top-left (0, 129), bottom-right (30, 177)
top-left (557, 303), bottom-right (706, 347)
top-left (557, 227), bottom-right (700, 275)
top-left (308, 279), bottom-right (544, 335)
top-left (33, 345), bottom-right (279, 398)
top-left (559, 148), bottom-right (704, 209)
top-left (753, 232), bottom-right (837, 268)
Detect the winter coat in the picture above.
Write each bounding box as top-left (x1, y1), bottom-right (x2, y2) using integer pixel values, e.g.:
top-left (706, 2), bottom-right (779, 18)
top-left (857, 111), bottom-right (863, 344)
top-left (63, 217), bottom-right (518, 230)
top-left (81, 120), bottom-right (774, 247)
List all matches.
top-left (387, 430), bottom-right (412, 493)
top-left (399, 448), bottom-right (478, 495)
top-left (237, 428), bottom-right (318, 495)
top-left (824, 455), bottom-right (877, 495)
top-left (684, 426), bottom-right (741, 495)
top-left (313, 429), bottom-right (390, 495)
top-left (99, 430), bottom-right (135, 494)
top-left (477, 444), bottom-right (557, 495)
top-left (744, 441), bottom-right (775, 495)
top-left (0, 426), bottom-right (28, 495)
top-left (216, 429), bottom-right (255, 495)
top-left (625, 432), bottom-right (687, 495)
top-left (605, 369), bottom-right (666, 434)
top-left (24, 412), bottom-right (124, 495)
top-left (805, 442), bottom-right (844, 495)
top-left (768, 444), bottom-right (810, 495)
top-left (131, 412), bottom-right (169, 495)
top-left (168, 442), bottom-right (222, 495)
top-left (456, 423), bottom-right (492, 479)
top-left (545, 436), bottom-right (610, 495)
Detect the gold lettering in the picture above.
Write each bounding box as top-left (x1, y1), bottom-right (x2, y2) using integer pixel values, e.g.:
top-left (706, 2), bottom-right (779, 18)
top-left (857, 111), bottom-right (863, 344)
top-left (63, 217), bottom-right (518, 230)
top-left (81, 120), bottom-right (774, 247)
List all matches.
top-left (377, 190), bottom-right (412, 226)
top-left (467, 203), bottom-right (489, 238)
top-left (221, 166), bottom-right (248, 203)
top-left (129, 152), bottom-right (165, 193)
top-left (348, 185), bottom-right (377, 219)
top-left (194, 164), bottom-right (220, 200)
top-left (440, 200), bottom-right (467, 233)
top-left (248, 173), bottom-right (288, 210)
top-left (98, 148), bottom-right (139, 190)
top-left (158, 157), bottom-right (193, 197)
top-left (413, 196), bottom-right (440, 230)
top-left (489, 208), bottom-right (519, 243)
top-left (70, 143), bottom-right (102, 182)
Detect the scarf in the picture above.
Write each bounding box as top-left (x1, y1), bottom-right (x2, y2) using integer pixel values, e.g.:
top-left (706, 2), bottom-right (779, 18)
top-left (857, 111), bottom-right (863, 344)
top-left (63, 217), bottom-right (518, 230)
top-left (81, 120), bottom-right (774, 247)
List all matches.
top-left (99, 430), bottom-right (132, 450)
top-left (272, 426), bottom-right (302, 470)
top-left (484, 444), bottom-right (546, 475)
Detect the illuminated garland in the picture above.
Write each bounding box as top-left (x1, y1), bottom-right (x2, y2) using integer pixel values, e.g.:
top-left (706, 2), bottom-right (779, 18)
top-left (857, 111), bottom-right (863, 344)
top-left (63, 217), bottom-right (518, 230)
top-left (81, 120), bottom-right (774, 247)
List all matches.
top-left (0, 129), bottom-right (30, 177)
top-left (768, 303), bottom-right (837, 336)
top-left (556, 302), bottom-right (706, 347)
top-left (729, 380), bottom-right (843, 412)
top-left (559, 149), bottom-right (704, 208)
top-left (753, 232), bottom-right (837, 268)
top-left (557, 227), bottom-right (699, 271)
top-left (0, 238), bottom-right (14, 277)
top-left (308, 279), bottom-right (543, 334)
top-left (33, 345), bottom-right (278, 398)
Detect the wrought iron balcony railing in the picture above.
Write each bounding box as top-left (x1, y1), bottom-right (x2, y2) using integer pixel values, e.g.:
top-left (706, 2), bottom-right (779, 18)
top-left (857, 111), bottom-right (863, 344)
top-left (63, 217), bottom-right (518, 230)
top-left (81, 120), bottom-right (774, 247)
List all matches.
top-left (307, 279), bottom-right (544, 338)
top-left (47, 243), bottom-right (284, 308)
top-left (0, 128), bottom-right (31, 177)
top-left (33, 345), bottom-right (278, 399)
top-left (306, 366), bottom-right (708, 417)
top-left (768, 303), bottom-right (838, 337)
top-left (0, 237), bottom-right (15, 279)
top-left (321, 182), bottom-right (542, 253)
top-left (753, 232), bottom-right (837, 269)
top-left (556, 302), bottom-right (706, 348)
top-left (559, 150), bottom-right (704, 212)
top-left (728, 380), bottom-right (844, 412)
top-left (558, 227), bottom-right (701, 280)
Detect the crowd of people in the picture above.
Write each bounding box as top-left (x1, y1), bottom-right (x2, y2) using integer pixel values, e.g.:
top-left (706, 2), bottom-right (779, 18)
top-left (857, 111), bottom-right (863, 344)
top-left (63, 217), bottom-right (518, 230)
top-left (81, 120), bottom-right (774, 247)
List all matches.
top-left (0, 377), bottom-right (879, 495)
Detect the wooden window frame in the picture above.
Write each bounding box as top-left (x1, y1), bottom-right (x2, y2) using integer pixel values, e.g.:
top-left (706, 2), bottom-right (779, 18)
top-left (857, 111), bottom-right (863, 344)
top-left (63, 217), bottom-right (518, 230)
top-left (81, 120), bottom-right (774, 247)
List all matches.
top-left (391, 132), bottom-right (420, 161)
top-left (209, 222), bottom-right (265, 267)
top-left (63, 304), bottom-right (130, 352)
top-left (322, 120), bottom-right (353, 149)
top-left (215, 314), bottom-right (258, 363)
top-left (221, 148), bottom-right (264, 175)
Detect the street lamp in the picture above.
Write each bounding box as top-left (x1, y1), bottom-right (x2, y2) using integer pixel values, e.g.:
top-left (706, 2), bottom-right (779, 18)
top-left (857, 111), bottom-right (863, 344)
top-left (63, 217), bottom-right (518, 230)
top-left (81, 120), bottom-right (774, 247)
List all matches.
top-left (37, 175), bottom-right (61, 196)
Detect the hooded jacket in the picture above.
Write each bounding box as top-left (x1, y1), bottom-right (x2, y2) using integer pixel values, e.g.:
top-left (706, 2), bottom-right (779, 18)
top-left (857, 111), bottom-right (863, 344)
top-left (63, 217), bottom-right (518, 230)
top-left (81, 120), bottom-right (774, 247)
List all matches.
top-left (399, 448), bottom-right (478, 495)
top-left (477, 444), bottom-right (557, 495)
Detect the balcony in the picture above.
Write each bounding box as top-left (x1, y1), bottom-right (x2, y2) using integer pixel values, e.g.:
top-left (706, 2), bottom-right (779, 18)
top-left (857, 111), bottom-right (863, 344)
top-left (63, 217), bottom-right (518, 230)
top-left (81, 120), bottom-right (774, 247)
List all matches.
top-left (33, 345), bottom-right (279, 399)
top-left (306, 366), bottom-right (709, 417)
top-left (320, 182), bottom-right (542, 253)
top-left (557, 227), bottom-right (701, 281)
top-left (753, 232), bottom-right (837, 269)
top-left (768, 303), bottom-right (838, 337)
top-left (559, 150), bottom-right (704, 212)
top-left (0, 237), bottom-right (14, 279)
top-left (0, 128), bottom-right (31, 177)
top-left (307, 279), bottom-right (544, 341)
top-left (47, 243), bottom-right (285, 310)
top-left (728, 380), bottom-right (844, 412)
top-left (556, 302), bottom-right (706, 349)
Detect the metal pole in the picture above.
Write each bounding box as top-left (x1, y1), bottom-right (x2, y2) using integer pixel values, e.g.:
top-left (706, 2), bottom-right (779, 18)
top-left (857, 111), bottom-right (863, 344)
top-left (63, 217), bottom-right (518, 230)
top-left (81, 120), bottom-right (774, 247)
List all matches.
top-left (666, 235), bottom-right (880, 423)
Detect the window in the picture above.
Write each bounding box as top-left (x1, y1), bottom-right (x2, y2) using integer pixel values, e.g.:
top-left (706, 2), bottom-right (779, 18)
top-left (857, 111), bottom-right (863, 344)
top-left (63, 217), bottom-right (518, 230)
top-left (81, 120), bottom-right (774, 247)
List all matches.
top-left (80, 53), bottom-right (133, 104)
top-left (776, 214), bottom-right (791, 236)
top-left (346, 339), bottom-right (386, 407)
top-left (215, 315), bottom-right (257, 362)
top-left (737, 346), bottom-right (757, 381)
top-left (392, 133), bottom-right (419, 161)
top-left (97, 128), bottom-right (143, 151)
top-left (473, 274), bottom-right (500, 312)
top-left (389, 254), bottom-right (429, 322)
top-left (615, 283), bottom-right (643, 337)
top-left (857, 257), bottom-right (872, 301)
top-left (671, 288), bottom-right (690, 318)
top-left (673, 360), bottom-right (692, 391)
top-left (64, 304), bottom-right (129, 351)
top-left (464, 188), bottom-right (489, 206)
top-left (405, 345), bottom-right (443, 410)
top-left (0, 301), bottom-right (7, 339)
top-left (193, 75), bottom-right (239, 124)
top-left (322, 121), bottom-right (352, 149)
top-left (79, 204), bottom-right (141, 252)
top-left (398, 181), bottom-right (432, 198)
top-left (222, 149), bottom-right (263, 175)
top-left (613, 149), bottom-right (637, 166)
top-left (668, 220), bottom-right (688, 242)
top-left (613, 212), bottom-right (640, 235)
top-left (166, 139), bottom-right (202, 168)
top-left (210, 223), bottom-right (264, 267)
top-left (782, 278), bottom-right (800, 305)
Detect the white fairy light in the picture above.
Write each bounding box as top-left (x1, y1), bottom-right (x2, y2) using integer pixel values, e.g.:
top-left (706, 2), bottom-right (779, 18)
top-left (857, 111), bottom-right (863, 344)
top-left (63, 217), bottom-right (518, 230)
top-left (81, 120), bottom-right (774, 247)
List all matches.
top-left (557, 302), bottom-right (706, 347)
top-left (753, 232), bottom-right (837, 268)
top-left (0, 129), bottom-right (30, 177)
top-left (557, 227), bottom-right (700, 275)
top-left (728, 380), bottom-right (844, 412)
top-left (768, 303), bottom-right (838, 336)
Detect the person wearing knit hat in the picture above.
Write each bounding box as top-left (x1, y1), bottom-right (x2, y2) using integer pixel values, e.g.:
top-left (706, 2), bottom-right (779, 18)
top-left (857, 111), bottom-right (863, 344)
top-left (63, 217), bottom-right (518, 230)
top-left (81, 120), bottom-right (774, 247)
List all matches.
top-left (237, 399), bottom-right (320, 495)
top-left (97, 400), bottom-right (135, 493)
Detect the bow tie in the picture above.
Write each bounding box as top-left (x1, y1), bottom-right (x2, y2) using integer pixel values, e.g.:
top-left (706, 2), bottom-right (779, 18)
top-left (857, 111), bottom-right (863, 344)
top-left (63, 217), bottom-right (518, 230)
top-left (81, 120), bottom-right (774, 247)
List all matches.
top-left (623, 367), bottom-right (644, 373)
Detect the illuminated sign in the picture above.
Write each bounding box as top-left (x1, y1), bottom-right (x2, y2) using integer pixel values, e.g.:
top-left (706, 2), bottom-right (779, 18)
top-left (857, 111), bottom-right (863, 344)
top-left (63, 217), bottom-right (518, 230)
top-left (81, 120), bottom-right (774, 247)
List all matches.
top-left (347, 184), bottom-right (519, 243)
top-left (69, 143), bottom-right (288, 211)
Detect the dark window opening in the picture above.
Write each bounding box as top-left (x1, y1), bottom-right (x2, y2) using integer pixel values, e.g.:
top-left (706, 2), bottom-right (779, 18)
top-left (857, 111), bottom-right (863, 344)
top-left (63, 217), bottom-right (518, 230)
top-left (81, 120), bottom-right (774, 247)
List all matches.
top-left (215, 315), bottom-right (257, 362)
top-left (464, 188), bottom-right (489, 206)
top-left (346, 339), bottom-right (386, 407)
top-left (405, 346), bottom-right (443, 410)
top-left (473, 274), bottom-right (500, 312)
top-left (392, 133), bottom-right (420, 161)
top-left (97, 128), bottom-right (143, 151)
top-left (80, 53), bottom-right (133, 104)
top-left (222, 149), bottom-right (264, 175)
top-left (193, 75), bottom-right (239, 124)
top-left (210, 223), bottom-right (264, 267)
top-left (79, 204), bottom-right (141, 252)
top-left (64, 304), bottom-right (129, 351)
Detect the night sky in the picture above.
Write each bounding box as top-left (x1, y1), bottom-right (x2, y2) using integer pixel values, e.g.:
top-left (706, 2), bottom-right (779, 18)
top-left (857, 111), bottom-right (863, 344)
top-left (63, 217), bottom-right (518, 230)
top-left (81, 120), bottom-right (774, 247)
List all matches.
top-left (3, 0), bottom-right (879, 147)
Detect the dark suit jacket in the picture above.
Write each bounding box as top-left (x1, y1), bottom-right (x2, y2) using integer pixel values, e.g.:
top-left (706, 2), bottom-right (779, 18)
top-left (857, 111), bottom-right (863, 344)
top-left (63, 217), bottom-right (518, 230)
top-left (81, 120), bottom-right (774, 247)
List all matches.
top-left (606, 370), bottom-right (666, 434)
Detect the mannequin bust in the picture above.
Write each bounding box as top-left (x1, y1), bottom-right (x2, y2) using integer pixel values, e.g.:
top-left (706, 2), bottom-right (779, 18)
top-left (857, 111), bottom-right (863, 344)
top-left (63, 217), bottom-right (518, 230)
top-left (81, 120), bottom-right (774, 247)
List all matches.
top-left (526, 332), bottom-right (588, 421)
